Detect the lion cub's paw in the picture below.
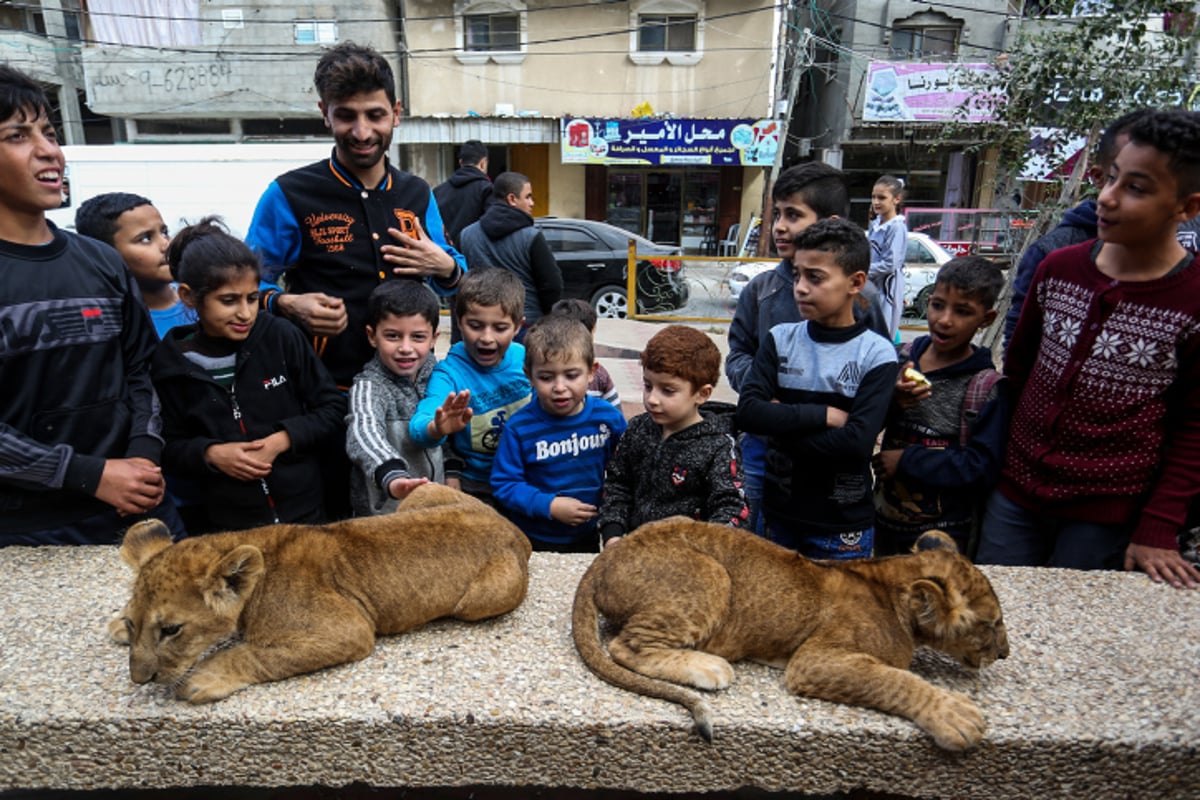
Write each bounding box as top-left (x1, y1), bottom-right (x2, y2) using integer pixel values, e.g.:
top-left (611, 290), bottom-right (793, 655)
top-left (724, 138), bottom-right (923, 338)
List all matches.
top-left (107, 612), bottom-right (130, 645)
top-left (177, 669), bottom-right (249, 704)
top-left (918, 689), bottom-right (986, 751)
top-left (683, 652), bottom-right (735, 691)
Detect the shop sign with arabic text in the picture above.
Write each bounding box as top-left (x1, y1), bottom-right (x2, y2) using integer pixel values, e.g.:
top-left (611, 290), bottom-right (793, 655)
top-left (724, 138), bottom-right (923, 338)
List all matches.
top-left (560, 118), bottom-right (780, 166)
top-left (864, 62), bottom-right (997, 123)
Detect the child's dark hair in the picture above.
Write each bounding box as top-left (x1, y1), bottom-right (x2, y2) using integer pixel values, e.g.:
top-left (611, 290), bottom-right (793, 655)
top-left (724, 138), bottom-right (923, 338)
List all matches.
top-left (772, 162), bottom-right (848, 219)
top-left (935, 256), bottom-right (1005, 309)
top-left (523, 314), bottom-right (594, 373)
top-left (367, 280), bottom-right (440, 330)
top-left (1126, 109), bottom-right (1200, 197)
top-left (314, 42), bottom-right (396, 105)
top-left (550, 298), bottom-right (597, 332)
top-left (74, 192), bottom-right (154, 246)
top-left (641, 325), bottom-right (720, 391)
top-left (167, 216), bottom-right (260, 303)
top-left (791, 218), bottom-right (870, 275)
top-left (493, 171), bottom-right (530, 202)
top-left (454, 266), bottom-right (525, 324)
top-left (459, 140), bottom-right (487, 167)
top-left (0, 64), bottom-right (52, 125)
top-left (1096, 108), bottom-right (1151, 169)
top-left (874, 174), bottom-right (905, 206)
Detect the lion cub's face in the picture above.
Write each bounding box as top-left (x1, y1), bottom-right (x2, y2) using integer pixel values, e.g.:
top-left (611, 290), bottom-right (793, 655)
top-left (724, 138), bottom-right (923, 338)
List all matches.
top-left (117, 521), bottom-right (263, 687)
top-left (909, 555), bottom-right (1010, 670)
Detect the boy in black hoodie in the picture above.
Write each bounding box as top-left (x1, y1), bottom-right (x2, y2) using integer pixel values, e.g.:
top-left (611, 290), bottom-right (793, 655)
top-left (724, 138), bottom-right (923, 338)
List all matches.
top-left (874, 257), bottom-right (1008, 556)
top-left (433, 139), bottom-right (491, 247)
top-left (597, 325), bottom-right (747, 546)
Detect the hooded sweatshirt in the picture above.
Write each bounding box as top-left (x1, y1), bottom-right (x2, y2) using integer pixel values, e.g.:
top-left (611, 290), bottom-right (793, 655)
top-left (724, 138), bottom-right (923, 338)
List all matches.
top-left (434, 166), bottom-right (492, 246)
top-left (458, 204), bottom-right (563, 324)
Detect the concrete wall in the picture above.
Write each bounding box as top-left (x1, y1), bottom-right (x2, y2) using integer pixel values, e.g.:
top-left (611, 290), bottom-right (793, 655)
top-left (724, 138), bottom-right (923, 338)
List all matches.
top-left (404, 0), bottom-right (775, 119)
top-left (0, 544), bottom-right (1197, 797)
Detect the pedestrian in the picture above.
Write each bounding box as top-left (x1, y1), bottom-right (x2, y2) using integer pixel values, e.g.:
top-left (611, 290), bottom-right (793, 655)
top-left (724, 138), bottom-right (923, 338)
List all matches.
top-left (867, 174), bottom-right (908, 343)
top-left (434, 139), bottom-right (491, 247)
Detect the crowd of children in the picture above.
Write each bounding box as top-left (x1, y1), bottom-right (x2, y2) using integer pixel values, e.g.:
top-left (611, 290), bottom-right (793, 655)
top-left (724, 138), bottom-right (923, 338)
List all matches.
top-left (1, 59), bottom-right (1196, 590)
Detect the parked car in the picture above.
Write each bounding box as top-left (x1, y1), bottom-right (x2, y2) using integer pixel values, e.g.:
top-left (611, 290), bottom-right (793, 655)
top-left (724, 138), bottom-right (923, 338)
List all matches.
top-left (725, 232), bottom-right (953, 319)
top-left (533, 217), bottom-right (689, 318)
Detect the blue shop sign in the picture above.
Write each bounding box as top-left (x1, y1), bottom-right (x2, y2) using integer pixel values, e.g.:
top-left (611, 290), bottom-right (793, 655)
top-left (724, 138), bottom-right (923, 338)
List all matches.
top-left (561, 117), bottom-right (780, 166)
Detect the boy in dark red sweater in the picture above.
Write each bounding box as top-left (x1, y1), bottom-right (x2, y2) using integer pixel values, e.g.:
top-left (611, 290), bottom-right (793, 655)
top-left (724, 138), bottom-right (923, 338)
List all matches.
top-left (977, 109), bottom-right (1200, 590)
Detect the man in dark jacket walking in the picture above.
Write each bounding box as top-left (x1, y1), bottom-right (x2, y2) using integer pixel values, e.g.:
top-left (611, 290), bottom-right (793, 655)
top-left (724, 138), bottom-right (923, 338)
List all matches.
top-left (458, 172), bottom-right (562, 336)
top-left (434, 140), bottom-right (491, 248)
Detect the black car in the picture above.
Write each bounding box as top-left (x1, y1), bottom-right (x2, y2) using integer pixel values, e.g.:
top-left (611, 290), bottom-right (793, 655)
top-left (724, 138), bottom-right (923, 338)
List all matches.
top-left (533, 217), bottom-right (690, 318)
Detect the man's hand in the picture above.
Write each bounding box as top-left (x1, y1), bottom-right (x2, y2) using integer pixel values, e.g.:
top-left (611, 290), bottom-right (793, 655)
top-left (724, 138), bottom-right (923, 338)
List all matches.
top-left (550, 497), bottom-right (598, 526)
top-left (382, 216), bottom-right (458, 281)
top-left (388, 476), bottom-right (430, 500)
top-left (276, 292), bottom-right (348, 336)
top-left (428, 390), bottom-right (473, 439)
top-left (1125, 543), bottom-right (1200, 590)
top-left (205, 441), bottom-right (273, 481)
top-left (895, 361), bottom-right (932, 409)
top-left (95, 458), bottom-right (164, 515)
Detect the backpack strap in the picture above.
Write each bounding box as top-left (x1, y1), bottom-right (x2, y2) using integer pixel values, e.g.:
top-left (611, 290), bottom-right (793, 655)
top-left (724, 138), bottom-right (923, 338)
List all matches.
top-left (959, 369), bottom-right (1003, 446)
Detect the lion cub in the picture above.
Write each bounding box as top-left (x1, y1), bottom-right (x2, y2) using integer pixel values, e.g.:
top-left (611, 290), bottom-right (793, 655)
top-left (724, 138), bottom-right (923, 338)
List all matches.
top-left (572, 519), bottom-right (1008, 751)
top-left (113, 484), bottom-right (531, 703)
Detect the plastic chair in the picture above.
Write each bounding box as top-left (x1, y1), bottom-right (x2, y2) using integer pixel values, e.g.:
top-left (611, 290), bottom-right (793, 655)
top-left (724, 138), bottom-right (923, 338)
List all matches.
top-left (717, 222), bottom-right (741, 257)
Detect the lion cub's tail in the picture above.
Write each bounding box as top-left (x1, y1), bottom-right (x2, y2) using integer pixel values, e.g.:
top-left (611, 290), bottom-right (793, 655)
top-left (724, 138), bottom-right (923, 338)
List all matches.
top-left (571, 563), bottom-right (715, 742)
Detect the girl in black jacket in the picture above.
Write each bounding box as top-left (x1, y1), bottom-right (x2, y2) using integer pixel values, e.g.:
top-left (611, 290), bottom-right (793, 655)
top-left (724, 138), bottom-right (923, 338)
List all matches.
top-left (152, 217), bottom-right (346, 532)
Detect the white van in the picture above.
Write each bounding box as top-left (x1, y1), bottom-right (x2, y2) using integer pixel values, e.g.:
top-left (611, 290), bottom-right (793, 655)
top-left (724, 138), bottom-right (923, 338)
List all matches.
top-left (49, 142), bottom-right (334, 238)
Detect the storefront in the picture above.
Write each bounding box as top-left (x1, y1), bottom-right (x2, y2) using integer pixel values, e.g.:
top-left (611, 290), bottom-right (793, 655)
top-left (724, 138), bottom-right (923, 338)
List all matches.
top-left (561, 117), bottom-right (778, 253)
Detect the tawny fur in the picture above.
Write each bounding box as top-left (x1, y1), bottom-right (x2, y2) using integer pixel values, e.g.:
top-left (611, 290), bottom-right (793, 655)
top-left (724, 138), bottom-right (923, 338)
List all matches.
top-left (112, 484), bottom-right (531, 703)
top-left (572, 519), bottom-right (1009, 751)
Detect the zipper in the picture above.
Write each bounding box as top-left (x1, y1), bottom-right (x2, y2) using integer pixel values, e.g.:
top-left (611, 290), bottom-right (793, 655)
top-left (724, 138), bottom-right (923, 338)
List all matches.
top-left (229, 385), bottom-right (280, 524)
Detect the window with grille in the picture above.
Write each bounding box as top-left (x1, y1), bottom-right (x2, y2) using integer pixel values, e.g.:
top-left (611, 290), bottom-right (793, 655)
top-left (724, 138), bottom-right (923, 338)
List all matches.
top-left (464, 12), bottom-right (520, 51)
top-left (637, 14), bottom-right (697, 52)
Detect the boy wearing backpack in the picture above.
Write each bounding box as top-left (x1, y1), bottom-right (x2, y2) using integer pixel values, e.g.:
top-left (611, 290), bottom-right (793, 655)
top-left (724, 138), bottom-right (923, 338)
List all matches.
top-left (873, 256), bottom-right (1008, 557)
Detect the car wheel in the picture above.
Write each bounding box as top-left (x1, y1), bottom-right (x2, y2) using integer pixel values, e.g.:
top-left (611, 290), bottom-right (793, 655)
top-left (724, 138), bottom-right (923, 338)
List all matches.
top-left (912, 284), bottom-right (934, 318)
top-left (591, 286), bottom-right (628, 319)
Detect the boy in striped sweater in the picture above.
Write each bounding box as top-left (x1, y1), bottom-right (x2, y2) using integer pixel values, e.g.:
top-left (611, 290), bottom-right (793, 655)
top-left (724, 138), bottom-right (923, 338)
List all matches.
top-left (491, 315), bottom-right (627, 552)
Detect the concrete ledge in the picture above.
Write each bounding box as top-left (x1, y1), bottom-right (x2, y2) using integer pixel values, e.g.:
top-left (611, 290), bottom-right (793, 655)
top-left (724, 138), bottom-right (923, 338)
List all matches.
top-left (1, 546), bottom-right (1197, 798)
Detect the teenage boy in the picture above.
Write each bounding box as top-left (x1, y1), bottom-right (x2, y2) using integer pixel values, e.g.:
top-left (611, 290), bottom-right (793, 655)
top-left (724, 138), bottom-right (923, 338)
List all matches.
top-left (978, 109), bottom-right (1200, 590)
top-left (874, 256), bottom-right (1009, 556)
top-left (0, 65), bottom-right (179, 544)
top-left (246, 41), bottom-right (465, 389)
top-left (75, 192), bottom-right (190, 338)
top-left (735, 218), bottom-right (897, 559)
top-left (726, 162), bottom-right (888, 534)
top-left (491, 315), bottom-right (627, 552)
top-left (409, 267), bottom-right (531, 503)
top-left (596, 325), bottom-right (747, 547)
top-left (346, 281), bottom-right (445, 516)
top-left (458, 171), bottom-right (562, 334)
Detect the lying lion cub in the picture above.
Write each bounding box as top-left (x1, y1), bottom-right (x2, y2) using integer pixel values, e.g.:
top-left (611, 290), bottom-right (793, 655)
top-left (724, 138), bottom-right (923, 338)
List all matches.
top-left (113, 484), bottom-right (531, 703)
top-left (572, 519), bottom-right (1008, 751)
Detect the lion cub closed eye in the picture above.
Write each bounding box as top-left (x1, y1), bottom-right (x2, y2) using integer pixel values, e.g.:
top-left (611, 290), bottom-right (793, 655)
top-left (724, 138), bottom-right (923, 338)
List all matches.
top-left (112, 484), bottom-right (531, 703)
top-left (572, 520), bottom-right (1009, 751)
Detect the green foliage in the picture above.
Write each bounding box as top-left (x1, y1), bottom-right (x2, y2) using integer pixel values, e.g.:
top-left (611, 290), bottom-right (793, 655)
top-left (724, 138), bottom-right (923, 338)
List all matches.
top-left (949, 0), bottom-right (1195, 180)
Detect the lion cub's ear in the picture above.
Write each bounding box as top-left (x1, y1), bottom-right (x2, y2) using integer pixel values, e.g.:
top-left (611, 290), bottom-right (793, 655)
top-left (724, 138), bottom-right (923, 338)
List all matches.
top-left (202, 545), bottom-right (265, 616)
top-left (912, 530), bottom-right (958, 554)
top-left (908, 578), bottom-right (950, 630)
top-left (119, 520), bottom-right (174, 571)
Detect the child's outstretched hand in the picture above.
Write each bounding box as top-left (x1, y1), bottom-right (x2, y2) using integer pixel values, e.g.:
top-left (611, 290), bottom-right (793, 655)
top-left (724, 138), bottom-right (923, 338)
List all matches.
top-left (429, 390), bottom-right (473, 438)
top-left (206, 441), bottom-right (273, 481)
top-left (388, 476), bottom-right (430, 500)
top-left (895, 361), bottom-right (932, 409)
top-left (550, 497), bottom-right (598, 526)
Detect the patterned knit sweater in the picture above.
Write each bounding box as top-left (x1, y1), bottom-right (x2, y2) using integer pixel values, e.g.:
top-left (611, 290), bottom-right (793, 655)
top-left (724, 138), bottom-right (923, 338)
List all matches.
top-left (1001, 240), bottom-right (1200, 549)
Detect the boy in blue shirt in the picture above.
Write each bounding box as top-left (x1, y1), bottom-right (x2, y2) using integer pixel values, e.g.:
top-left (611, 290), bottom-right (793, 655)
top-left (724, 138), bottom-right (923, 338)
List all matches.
top-left (410, 267), bottom-right (531, 503)
top-left (735, 218), bottom-right (897, 559)
top-left (75, 192), bottom-right (191, 338)
top-left (491, 315), bottom-right (627, 551)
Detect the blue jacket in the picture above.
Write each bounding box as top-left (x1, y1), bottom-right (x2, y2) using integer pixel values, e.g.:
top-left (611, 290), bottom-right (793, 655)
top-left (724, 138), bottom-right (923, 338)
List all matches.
top-left (409, 341), bottom-right (531, 483)
top-left (491, 396), bottom-right (626, 547)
